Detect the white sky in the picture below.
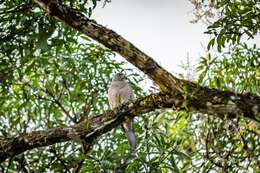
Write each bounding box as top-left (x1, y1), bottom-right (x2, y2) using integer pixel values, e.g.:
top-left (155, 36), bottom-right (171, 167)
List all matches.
top-left (92, 0), bottom-right (259, 75)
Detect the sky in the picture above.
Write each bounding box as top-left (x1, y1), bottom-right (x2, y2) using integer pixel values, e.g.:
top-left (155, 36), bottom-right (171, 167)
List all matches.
top-left (92, 0), bottom-right (259, 75)
top-left (92, 0), bottom-right (210, 74)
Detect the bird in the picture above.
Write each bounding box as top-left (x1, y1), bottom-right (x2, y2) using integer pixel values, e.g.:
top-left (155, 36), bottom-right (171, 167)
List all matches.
top-left (107, 72), bottom-right (137, 151)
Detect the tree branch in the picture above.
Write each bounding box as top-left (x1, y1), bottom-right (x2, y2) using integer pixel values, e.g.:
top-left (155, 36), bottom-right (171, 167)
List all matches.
top-left (0, 90), bottom-right (259, 163)
top-left (0, 92), bottom-right (167, 163)
top-left (33, 0), bottom-right (189, 92)
top-left (0, 3), bottom-right (33, 15)
top-left (32, 0), bottom-right (259, 119)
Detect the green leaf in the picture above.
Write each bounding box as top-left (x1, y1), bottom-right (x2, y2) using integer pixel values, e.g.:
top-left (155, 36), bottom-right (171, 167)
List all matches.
top-left (207, 38), bottom-right (215, 50)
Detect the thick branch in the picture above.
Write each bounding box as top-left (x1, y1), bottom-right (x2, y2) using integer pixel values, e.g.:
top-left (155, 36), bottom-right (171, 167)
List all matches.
top-left (33, 0), bottom-right (189, 92)
top-left (0, 92), bottom-right (170, 163)
top-left (32, 0), bottom-right (260, 121)
top-left (0, 90), bottom-right (259, 163)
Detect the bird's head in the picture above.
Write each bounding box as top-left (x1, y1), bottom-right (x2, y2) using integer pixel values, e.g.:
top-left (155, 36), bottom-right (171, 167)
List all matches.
top-left (112, 72), bottom-right (125, 81)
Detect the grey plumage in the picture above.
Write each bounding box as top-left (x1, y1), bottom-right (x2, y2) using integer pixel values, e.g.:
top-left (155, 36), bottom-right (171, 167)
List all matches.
top-left (108, 73), bottom-right (137, 151)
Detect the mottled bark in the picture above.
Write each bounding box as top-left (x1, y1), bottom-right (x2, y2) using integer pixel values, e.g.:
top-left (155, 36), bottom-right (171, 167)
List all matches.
top-left (0, 92), bottom-right (171, 163)
top-left (33, 0), bottom-right (189, 92)
top-left (0, 91), bottom-right (259, 163)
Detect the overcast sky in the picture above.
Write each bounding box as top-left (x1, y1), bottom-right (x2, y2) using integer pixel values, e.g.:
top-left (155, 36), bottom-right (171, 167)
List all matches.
top-left (92, 0), bottom-right (259, 75)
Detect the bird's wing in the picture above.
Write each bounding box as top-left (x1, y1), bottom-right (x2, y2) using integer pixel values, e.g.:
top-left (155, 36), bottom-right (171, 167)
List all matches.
top-left (119, 84), bottom-right (135, 104)
top-left (108, 85), bottom-right (117, 109)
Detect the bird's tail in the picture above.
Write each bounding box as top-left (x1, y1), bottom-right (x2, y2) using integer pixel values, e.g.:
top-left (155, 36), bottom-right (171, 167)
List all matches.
top-left (122, 119), bottom-right (137, 151)
top-left (125, 129), bottom-right (137, 150)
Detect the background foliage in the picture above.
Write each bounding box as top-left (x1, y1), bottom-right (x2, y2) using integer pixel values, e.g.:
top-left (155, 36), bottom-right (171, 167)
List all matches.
top-left (0, 0), bottom-right (259, 172)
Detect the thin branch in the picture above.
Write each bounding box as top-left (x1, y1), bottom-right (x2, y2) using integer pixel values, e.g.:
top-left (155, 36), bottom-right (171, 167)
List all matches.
top-left (240, 135), bottom-right (260, 166)
top-left (74, 158), bottom-right (85, 173)
top-left (0, 3), bottom-right (33, 15)
top-left (45, 88), bottom-right (76, 123)
top-left (29, 82), bottom-right (76, 123)
top-left (205, 130), bottom-right (223, 168)
top-left (5, 157), bottom-right (14, 173)
top-left (49, 148), bottom-right (70, 172)
top-left (14, 154), bottom-right (31, 173)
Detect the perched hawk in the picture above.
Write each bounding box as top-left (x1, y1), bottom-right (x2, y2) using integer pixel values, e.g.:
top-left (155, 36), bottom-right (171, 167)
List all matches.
top-left (108, 73), bottom-right (137, 150)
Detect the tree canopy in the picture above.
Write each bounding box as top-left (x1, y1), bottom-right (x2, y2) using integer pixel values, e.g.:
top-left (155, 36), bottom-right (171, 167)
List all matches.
top-left (0, 0), bottom-right (259, 172)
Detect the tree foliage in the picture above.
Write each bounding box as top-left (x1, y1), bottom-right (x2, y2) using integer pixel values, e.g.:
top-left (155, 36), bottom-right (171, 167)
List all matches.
top-left (191, 0), bottom-right (259, 51)
top-left (194, 0), bottom-right (260, 171)
top-left (0, 0), bottom-right (259, 172)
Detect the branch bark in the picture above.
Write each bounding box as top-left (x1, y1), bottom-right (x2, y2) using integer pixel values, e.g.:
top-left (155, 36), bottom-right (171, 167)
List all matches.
top-left (33, 0), bottom-right (189, 92)
top-left (0, 92), bottom-right (171, 163)
top-left (0, 90), bottom-right (259, 163)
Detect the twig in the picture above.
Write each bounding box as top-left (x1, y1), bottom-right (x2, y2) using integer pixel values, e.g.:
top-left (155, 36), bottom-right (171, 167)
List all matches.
top-left (49, 148), bottom-right (70, 172)
top-left (14, 154), bottom-right (31, 173)
top-left (0, 3), bottom-right (33, 15)
top-left (240, 135), bottom-right (260, 166)
top-left (205, 130), bottom-right (223, 168)
top-left (74, 158), bottom-right (85, 173)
